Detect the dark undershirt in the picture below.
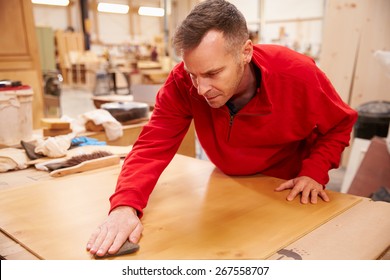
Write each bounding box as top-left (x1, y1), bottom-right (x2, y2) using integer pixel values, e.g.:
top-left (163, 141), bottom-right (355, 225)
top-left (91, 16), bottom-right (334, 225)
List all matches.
top-left (226, 64), bottom-right (261, 116)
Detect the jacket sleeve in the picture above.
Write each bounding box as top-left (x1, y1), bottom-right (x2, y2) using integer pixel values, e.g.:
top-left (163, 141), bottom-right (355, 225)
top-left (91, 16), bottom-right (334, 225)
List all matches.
top-left (109, 71), bottom-right (193, 217)
top-left (297, 69), bottom-right (358, 185)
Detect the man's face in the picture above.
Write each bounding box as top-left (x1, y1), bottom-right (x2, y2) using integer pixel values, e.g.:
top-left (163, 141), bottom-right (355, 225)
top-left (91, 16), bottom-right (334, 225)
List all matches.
top-left (182, 30), bottom-right (246, 108)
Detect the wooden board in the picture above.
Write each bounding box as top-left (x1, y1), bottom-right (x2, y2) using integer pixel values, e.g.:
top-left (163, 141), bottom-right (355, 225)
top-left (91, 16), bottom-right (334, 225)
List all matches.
top-left (0, 0), bottom-right (44, 129)
top-left (41, 118), bottom-right (71, 130)
top-left (348, 0), bottom-right (390, 108)
top-left (319, 0), bottom-right (390, 107)
top-left (319, 0), bottom-right (390, 168)
top-left (268, 199), bottom-right (390, 260)
top-left (319, 0), bottom-right (369, 103)
top-left (0, 155), bottom-right (361, 260)
top-left (0, 232), bottom-right (38, 260)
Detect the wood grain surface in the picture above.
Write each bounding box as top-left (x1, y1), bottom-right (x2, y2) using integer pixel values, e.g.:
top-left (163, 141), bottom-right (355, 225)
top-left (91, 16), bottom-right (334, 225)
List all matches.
top-left (0, 155), bottom-right (361, 259)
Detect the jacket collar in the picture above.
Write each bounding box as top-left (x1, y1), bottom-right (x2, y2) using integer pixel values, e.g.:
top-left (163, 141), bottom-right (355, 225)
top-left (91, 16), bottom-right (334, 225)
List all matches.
top-left (234, 48), bottom-right (273, 115)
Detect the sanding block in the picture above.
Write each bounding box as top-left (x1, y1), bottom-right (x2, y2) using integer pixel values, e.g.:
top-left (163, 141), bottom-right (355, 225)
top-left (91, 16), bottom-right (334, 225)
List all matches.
top-left (94, 240), bottom-right (140, 259)
top-left (41, 118), bottom-right (71, 130)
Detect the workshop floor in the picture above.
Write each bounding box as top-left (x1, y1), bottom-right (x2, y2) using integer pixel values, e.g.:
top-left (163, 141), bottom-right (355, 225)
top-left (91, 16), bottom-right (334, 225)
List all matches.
top-left (60, 86), bottom-right (346, 192)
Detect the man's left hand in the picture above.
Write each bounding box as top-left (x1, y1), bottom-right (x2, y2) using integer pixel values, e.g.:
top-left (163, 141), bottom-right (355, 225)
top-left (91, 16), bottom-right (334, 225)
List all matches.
top-left (274, 176), bottom-right (330, 204)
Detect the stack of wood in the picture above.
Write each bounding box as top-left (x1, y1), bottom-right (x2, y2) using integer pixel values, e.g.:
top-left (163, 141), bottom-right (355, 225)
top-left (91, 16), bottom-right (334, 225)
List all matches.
top-left (41, 118), bottom-right (72, 137)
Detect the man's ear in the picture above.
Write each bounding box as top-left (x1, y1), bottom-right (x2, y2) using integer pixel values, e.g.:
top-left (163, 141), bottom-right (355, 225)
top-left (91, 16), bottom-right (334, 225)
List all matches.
top-left (242, 39), bottom-right (253, 63)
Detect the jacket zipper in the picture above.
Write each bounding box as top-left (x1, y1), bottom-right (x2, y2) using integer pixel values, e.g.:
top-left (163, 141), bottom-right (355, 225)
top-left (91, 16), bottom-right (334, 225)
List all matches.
top-left (224, 107), bottom-right (271, 142)
top-left (227, 113), bottom-right (235, 141)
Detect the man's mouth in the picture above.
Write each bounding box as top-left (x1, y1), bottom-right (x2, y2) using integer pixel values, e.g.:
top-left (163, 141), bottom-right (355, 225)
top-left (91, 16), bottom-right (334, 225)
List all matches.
top-left (205, 95), bottom-right (218, 101)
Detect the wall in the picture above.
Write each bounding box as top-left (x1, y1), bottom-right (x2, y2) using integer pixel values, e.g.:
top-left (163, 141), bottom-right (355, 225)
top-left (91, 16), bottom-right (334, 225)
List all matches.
top-left (33, 1), bottom-right (81, 31)
top-left (228, 0), bottom-right (259, 28)
top-left (94, 7), bottom-right (131, 44)
top-left (170, 0), bottom-right (325, 59)
top-left (31, 1), bottom-right (325, 55)
top-left (32, 0), bottom-right (165, 45)
top-left (90, 0), bottom-right (163, 45)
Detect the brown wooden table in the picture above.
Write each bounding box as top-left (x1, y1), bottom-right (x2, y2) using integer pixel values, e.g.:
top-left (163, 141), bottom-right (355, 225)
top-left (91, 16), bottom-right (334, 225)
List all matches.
top-left (0, 155), bottom-right (389, 260)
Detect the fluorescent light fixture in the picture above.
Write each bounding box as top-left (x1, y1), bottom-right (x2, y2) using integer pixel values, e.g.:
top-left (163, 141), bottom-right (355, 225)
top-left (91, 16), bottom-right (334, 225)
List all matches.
top-left (138, 6), bottom-right (164, 17)
top-left (31, 0), bottom-right (69, 6)
top-left (97, 3), bottom-right (129, 14)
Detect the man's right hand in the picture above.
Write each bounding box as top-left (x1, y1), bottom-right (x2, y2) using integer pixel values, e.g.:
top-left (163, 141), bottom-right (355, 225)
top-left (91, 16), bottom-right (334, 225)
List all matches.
top-left (86, 206), bottom-right (143, 257)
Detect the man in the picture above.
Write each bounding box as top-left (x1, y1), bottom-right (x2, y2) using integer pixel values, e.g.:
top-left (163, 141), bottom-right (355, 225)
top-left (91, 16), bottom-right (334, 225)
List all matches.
top-left (87, 0), bottom-right (357, 257)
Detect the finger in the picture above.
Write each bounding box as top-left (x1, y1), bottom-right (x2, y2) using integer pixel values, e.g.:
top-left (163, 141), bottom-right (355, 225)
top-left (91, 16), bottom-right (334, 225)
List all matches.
top-left (286, 186), bottom-right (303, 201)
top-left (285, 179), bottom-right (307, 201)
top-left (319, 189), bottom-right (330, 202)
top-left (129, 222), bottom-right (144, 244)
top-left (96, 230), bottom-right (118, 257)
top-left (310, 189), bottom-right (319, 204)
top-left (87, 227), bottom-right (104, 254)
top-left (107, 233), bottom-right (128, 255)
top-left (86, 227), bottom-right (101, 251)
top-left (275, 179), bottom-right (294, 191)
top-left (90, 226), bottom-right (108, 255)
top-left (300, 186), bottom-right (312, 204)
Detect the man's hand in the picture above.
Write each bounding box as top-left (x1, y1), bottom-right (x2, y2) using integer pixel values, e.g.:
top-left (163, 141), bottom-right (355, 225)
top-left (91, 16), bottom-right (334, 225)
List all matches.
top-left (86, 206), bottom-right (143, 257)
top-left (274, 176), bottom-right (330, 204)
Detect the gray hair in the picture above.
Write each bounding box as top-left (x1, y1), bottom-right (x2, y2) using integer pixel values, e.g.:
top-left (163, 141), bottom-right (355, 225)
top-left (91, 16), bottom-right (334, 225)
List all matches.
top-left (172, 0), bottom-right (249, 57)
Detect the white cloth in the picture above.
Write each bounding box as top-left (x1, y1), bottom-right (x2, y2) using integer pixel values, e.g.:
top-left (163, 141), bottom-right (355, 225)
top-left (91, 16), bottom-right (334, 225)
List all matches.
top-left (60, 115), bottom-right (85, 136)
top-left (35, 134), bottom-right (73, 158)
top-left (80, 109), bottom-right (123, 141)
top-left (0, 148), bottom-right (28, 172)
top-left (374, 50), bottom-right (390, 78)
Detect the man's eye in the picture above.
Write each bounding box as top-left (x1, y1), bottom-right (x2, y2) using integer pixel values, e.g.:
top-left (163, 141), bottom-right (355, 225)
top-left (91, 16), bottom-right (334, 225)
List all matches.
top-left (206, 70), bottom-right (222, 78)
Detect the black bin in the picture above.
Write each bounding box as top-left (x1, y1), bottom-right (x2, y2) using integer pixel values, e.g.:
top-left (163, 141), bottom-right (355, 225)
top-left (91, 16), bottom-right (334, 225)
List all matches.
top-left (354, 100), bottom-right (390, 139)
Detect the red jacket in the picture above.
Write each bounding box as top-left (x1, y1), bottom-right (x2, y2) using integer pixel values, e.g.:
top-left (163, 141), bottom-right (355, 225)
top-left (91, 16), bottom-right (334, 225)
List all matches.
top-left (110, 44), bottom-right (357, 216)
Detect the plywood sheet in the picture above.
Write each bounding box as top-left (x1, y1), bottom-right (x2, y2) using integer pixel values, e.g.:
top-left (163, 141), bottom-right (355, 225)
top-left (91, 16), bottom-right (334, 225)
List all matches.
top-left (268, 199), bottom-right (390, 260)
top-left (0, 155), bottom-right (361, 259)
top-left (0, 0), bottom-right (45, 129)
top-left (319, 0), bottom-right (369, 103)
top-left (348, 0), bottom-right (390, 108)
top-left (320, 0), bottom-right (390, 107)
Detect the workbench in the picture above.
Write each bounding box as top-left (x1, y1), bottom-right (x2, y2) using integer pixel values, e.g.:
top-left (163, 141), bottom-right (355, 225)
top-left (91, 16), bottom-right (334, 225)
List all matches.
top-left (36, 120), bottom-right (196, 158)
top-left (0, 154), bottom-right (389, 260)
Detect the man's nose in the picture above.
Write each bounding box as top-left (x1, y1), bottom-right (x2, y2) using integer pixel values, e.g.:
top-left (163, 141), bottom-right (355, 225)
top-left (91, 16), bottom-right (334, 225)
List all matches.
top-left (197, 77), bottom-right (211, 96)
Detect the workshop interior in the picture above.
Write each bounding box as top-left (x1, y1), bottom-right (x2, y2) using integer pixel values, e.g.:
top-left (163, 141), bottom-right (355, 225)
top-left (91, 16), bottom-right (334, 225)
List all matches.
top-left (0, 0), bottom-right (389, 261)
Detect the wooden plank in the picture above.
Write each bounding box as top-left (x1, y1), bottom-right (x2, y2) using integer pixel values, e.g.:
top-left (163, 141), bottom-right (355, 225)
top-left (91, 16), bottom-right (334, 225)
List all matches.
top-left (0, 0), bottom-right (44, 129)
top-left (319, 0), bottom-right (390, 168)
top-left (55, 30), bottom-right (85, 85)
top-left (349, 0), bottom-right (390, 108)
top-left (268, 199), bottom-right (390, 260)
top-left (320, 0), bottom-right (390, 107)
top-left (0, 231), bottom-right (39, 260)
top-left (319, 0), bottom-right (369, 103)
top-left (0, 0), bottom-right (28, 55)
